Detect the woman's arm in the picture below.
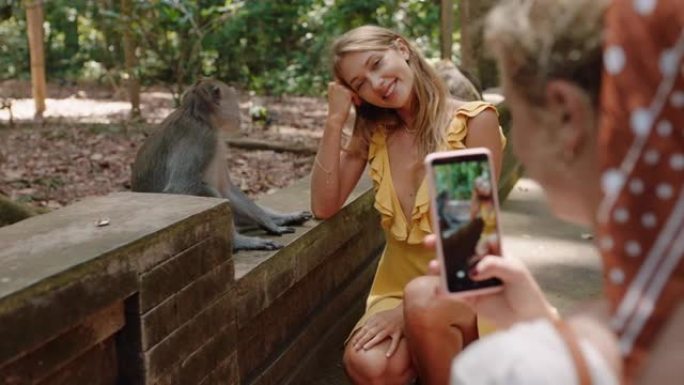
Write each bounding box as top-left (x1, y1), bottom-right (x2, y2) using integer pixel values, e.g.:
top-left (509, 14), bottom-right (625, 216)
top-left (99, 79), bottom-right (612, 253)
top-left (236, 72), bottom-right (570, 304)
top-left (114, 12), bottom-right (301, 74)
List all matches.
top-left (567, 301), bottom-right (623, 379)
top-left (635, 302), bottom-right (684, 384)
top-left (464, 109), bottom-right (504, 180)
top-left (311, 82), bottom-right (367, 219)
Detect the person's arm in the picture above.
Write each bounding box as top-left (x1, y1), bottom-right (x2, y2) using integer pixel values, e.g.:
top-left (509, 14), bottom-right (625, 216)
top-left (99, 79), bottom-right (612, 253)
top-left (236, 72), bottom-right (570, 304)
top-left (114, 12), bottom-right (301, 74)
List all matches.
top-left (311, 82), bottom-right (367, 219)
top-left (464, 109), bottom-right (504, 180)
top-left (635, 301), bottom-right (684, 384)
top-left (566, 301), bottom-right (623, 381)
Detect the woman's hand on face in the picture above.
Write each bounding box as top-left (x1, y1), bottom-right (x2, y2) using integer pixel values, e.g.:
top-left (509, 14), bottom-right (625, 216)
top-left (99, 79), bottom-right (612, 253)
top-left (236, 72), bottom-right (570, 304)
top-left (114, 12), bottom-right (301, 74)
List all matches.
top-left (423, 234), bottom-right (556, 330)
top-left (351, 306), bottom-right (404, 358)
top-left (327, 81), bottom-right (361, 125)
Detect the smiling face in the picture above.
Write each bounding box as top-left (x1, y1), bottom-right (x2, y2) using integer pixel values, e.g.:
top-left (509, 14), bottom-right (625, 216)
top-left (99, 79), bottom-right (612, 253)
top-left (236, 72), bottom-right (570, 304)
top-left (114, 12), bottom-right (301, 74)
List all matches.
top-left (337, 44), bottom-right (415, 110)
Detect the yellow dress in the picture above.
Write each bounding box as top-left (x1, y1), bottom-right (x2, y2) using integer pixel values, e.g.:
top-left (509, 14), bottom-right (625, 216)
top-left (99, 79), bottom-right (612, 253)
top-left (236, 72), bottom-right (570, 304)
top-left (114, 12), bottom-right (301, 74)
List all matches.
top-left (350, 101), bottom-right (506, 339)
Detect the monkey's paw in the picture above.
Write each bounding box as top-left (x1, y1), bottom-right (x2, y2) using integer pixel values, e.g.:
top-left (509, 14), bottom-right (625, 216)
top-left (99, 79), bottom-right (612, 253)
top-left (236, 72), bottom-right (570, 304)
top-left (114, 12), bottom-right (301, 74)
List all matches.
top-left (273, 211), bottom-right (313, 226)
top-left (233, 233), bottom-right (283, 251)
top-left (268, 226), bottom-right (296, 235)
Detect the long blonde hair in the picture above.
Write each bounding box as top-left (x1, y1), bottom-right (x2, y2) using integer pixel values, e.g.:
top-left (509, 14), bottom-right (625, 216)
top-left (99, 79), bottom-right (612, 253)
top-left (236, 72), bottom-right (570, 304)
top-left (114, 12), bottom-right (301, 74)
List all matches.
top-left (331, 25), bottom-right (452, 158)
top-left (485, 0), bottom-right (608, 104)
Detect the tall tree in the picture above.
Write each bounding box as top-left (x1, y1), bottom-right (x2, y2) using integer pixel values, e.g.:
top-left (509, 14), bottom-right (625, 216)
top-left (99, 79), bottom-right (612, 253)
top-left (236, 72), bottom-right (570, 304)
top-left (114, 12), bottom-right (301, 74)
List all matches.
top-left (24, 0), bottom-right (46, 120)
top-left (121, 0), bottom-right (140, 118)
top-left (440, 0), bottom-right (453, 60)
top-left (460, 0), bottom-right (498, 89)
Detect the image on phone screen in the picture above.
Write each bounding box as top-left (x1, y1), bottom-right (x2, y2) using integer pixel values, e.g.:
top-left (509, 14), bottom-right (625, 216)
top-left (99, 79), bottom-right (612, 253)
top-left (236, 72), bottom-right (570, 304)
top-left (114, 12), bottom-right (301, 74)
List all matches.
top-left (432, 153), bottom-right (502, 293)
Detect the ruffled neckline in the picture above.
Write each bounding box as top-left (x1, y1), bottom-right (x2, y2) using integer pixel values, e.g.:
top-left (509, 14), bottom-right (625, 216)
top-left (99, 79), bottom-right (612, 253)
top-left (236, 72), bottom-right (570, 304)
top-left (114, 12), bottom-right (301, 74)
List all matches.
top-left (368, 131), bottom-right (431, 244)
top-left (367, 101), bottom-right (496, 244)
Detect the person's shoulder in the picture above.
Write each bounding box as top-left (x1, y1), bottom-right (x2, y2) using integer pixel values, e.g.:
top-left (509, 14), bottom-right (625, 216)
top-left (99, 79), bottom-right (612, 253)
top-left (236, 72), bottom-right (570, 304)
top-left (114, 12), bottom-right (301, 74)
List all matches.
top-left (451, 99), bottom-right (498, 117)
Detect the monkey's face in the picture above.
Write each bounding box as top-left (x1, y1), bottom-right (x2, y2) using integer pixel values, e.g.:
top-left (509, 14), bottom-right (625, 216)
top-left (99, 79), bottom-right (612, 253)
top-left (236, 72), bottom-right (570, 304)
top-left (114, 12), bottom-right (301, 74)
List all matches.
top-left (337, 45), bottom-right (414, 110)
top-left (211, 83), bottom-right (242, 134)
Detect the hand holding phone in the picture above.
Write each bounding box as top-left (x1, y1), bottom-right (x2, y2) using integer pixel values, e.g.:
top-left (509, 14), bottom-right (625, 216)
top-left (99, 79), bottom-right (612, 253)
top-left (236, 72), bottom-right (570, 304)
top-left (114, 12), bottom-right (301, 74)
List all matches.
top-left (426, 253), bottom-right (557, 329)
top-left (425, 148), bottom-right (504, 297)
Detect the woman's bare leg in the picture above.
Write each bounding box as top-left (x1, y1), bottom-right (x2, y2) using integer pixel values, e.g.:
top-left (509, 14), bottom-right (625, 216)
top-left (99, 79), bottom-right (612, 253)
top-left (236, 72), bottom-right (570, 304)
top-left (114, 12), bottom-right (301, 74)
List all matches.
top-left (343, 331), bottom-right (416, 385)
top-left (403, 276), bottom-right (478, 385)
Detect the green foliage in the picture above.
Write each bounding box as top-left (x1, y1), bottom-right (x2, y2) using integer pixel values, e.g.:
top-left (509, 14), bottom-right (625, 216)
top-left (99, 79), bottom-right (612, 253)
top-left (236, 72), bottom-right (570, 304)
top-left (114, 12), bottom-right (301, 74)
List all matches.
top-left (0, 0), bottom-right (460, 95)
top-left (0, 0), bottom-right (29, 80)
top-left (436, 161), bottom-right (484, 200)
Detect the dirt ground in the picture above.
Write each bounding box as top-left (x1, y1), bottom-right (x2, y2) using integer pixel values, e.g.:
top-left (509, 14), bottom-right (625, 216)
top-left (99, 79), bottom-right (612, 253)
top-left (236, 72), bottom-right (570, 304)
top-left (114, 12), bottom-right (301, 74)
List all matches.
top-left (0, 80), bottom-right (328, 210)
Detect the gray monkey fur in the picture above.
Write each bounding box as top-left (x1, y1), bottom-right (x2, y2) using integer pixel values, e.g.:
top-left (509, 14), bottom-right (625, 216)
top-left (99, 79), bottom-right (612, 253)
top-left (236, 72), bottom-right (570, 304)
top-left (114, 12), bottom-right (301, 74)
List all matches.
top-left (131, 79), bottom-right (311, 251)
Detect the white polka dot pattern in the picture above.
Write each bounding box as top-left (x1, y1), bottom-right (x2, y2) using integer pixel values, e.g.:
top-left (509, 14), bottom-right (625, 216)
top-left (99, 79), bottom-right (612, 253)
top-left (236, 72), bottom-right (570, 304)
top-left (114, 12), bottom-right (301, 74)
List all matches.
top-left (656, 183), bottom-right (674, 199)
top-left (660, 49), bottom-right (679, 76)
top-left (670, 91), bottom-right (684, 108)
top-left (644, 149), bottom-right (660, 165)
top-left (641, 212), bottom-right (657, 228)
top-left (625, 241), bottom-right (642, 257)
top-left (601, 236), bottom-right (615, 251)
top-left (605, 46), bottom-right (627, 74)
top-left (610, 267), bottom-right (626, 284)
top-left (615, 208), bottom-right (630, 223)
top-left (602, 169), bottom-right (626, 196)
top-left (670, 154), bottom-right (684, 170)
top-left (629, 179), bottom-right (645, 194)
top-left (633, 0), bottom-right (658, 15)
top-left (630, 108), bottom-right (653, 136)
top-left (656, 120), bottom-right (673, 136)
top-left (601, 0), bottom-right (684, 366)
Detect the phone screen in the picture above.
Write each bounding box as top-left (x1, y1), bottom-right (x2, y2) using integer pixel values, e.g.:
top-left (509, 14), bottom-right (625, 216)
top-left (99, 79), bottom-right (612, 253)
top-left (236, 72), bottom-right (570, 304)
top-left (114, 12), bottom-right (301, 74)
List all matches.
top-left (431, 152), bottom-right (502, 293)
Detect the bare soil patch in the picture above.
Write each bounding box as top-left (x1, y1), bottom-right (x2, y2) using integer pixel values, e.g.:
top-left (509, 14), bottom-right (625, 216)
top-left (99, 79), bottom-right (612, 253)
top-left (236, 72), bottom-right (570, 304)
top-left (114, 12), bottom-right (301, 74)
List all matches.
top-left (0, 81), bottom-right (326, 209)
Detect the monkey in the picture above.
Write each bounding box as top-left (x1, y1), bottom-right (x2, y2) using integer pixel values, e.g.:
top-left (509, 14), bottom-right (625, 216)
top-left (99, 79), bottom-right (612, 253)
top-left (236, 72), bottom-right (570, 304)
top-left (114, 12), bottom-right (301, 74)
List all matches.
top-left (131, 79), bottom-right (312, 251)
top-left (434, 60), bottom-right (483, 102)
top-left (436, 189), bottom-right (453, 231)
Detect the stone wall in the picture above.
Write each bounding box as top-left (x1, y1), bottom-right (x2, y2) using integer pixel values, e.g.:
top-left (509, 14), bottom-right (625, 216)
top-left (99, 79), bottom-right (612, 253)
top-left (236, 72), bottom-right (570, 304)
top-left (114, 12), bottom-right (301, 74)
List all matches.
top-left (231, 176), bottom-right (383, 385)
top-left (0, 176), bottom-right (383, 385)
top-left (0, 193), bottom-right (236, 385)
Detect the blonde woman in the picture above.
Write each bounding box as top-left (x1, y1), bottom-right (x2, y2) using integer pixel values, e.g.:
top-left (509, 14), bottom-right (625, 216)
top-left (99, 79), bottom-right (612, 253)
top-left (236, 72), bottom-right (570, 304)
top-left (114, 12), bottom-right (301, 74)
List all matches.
top-left (310, 25), bottom-right (505, 385)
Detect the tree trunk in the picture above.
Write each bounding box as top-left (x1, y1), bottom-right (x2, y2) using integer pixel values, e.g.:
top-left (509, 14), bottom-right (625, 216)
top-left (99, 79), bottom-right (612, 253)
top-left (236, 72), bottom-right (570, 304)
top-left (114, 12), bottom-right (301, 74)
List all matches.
top-left (121, 0), bottom-right (141, 118)
top-left (440, 0), bottom-right (454, 61)
top-left (460, 0), bottom-right (498, 89)
top-left (25, 0), bottom-right (46, 120)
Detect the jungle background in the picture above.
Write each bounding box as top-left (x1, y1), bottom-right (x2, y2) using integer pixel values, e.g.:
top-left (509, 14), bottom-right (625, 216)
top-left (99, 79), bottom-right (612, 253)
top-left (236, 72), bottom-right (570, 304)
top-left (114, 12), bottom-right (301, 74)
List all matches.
top-left (0, 0), bottom-right (491, 219)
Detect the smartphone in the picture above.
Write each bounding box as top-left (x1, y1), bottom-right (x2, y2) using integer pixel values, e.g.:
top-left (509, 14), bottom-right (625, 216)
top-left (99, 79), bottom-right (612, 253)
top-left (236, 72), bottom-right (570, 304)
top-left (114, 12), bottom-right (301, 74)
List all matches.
top-left (425, 148), bottom-right (503, 296)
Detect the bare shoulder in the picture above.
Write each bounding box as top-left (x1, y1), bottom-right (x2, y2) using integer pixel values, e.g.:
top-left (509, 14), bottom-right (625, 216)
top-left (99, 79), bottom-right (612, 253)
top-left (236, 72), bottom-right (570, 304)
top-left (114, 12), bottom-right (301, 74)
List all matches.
top-left (466, 107), bottom-right (500, 131)
top-left (463, 105), bottom-right (503, 156)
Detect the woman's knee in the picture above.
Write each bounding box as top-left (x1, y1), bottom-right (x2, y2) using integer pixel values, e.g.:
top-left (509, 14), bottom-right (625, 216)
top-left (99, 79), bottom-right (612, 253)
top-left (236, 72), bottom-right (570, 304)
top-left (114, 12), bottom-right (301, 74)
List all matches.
top-left (404, 276), bottom-right (440, 325)
top-left (343, 340), bottom-right (412, 384)
top-left (404, 276), bottom-right (477, 330)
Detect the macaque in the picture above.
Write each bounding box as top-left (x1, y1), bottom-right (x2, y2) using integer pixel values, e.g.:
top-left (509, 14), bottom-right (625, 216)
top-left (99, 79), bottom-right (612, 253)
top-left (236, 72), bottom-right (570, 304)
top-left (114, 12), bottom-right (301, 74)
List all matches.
top-left (443, 216), bottom-right (485, 276)
top-left (434, 60), bottom-right (483, 102)
top-left (131, 79), bottom-right (312, 251)
top-left (437, 190), bottom-right (458, 230)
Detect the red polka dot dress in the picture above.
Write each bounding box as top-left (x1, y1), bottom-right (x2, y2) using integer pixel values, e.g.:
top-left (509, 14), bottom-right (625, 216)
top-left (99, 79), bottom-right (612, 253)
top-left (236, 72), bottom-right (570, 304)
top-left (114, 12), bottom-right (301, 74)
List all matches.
top-left (599, 0), bottom-right (684, 380)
